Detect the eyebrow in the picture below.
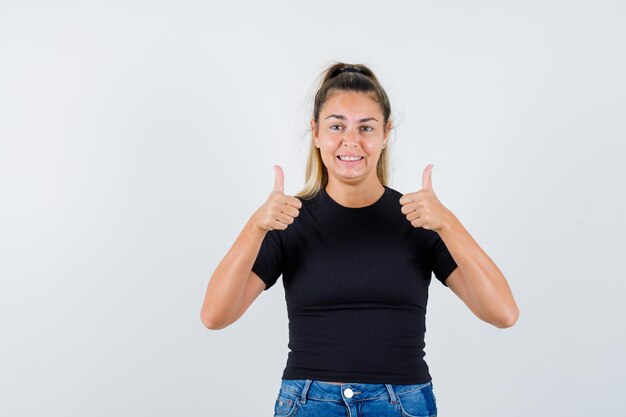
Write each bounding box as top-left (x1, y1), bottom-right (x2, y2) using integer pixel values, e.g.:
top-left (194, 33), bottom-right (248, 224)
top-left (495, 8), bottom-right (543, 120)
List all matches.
top-left (324, 114), bottom-right (379, 123)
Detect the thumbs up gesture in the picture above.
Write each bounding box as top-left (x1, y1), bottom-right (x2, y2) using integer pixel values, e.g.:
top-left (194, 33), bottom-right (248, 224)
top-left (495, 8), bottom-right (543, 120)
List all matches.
top-left (252, 165), bottom-right (302, 232)
top-left (399, 164), bottom-right (452, 232)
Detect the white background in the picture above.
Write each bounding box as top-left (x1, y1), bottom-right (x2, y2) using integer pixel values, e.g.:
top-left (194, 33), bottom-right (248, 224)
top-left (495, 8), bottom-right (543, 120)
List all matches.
top-left (1, 1), bottom-right (624, 416)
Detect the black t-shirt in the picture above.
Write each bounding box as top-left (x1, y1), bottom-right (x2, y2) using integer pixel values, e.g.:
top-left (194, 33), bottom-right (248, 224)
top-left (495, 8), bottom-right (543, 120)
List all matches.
top-left (252, 185), bottom-right (458, 384)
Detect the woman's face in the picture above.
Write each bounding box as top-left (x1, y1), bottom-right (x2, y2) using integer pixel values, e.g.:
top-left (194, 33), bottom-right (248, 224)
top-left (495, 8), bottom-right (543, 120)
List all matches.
top-left (311, 90), bottom-right (390, 187)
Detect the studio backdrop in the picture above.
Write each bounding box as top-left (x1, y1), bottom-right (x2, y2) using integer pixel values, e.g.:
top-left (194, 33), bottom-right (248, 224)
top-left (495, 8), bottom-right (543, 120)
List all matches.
top-left (0, 1), bottom-right (624, 416)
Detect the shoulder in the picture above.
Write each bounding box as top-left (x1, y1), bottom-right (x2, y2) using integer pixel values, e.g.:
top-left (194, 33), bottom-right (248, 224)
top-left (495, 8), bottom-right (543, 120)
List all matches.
top-left (383, 185), bottom-right (404, 207)
top-left (384, 185), bottom-right (403, 199)
top-left (293, 189), bottom-right (324, 212)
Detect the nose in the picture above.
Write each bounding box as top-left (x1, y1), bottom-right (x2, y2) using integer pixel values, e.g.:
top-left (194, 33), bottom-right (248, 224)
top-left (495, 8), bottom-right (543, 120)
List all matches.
top-left (342, 128), bottom-right (358, 147)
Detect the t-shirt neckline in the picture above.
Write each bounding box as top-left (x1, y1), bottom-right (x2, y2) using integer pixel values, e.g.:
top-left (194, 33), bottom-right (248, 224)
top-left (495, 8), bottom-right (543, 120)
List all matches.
top-left (320, 185), bottom-right (393, 214)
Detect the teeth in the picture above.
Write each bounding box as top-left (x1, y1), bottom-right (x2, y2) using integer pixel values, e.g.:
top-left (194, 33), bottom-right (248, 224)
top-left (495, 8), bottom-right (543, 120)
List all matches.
top-left (339, 156), bottom-right (363, 161)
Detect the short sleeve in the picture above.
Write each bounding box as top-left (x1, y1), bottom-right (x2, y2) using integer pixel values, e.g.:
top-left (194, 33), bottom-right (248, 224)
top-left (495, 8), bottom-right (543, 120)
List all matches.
top-left (428, 231), bottom-right (458, 287)
top-left (251, 230), bottom-right (284, 291)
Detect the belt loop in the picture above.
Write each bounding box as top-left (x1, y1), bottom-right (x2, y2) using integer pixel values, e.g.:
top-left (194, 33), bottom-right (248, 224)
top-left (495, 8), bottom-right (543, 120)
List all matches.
top-left (385, 383), bottom-right (398, 404)
top-left (300, 379), bottom-right (312, 404)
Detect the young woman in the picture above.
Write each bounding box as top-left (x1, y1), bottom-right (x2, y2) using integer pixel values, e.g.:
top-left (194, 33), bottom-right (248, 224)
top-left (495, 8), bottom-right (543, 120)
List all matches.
top-left (200, 62), bottom-right (519, 417)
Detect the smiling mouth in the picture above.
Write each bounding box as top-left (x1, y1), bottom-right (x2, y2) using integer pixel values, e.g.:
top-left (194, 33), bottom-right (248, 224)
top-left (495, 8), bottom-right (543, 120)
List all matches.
top-left (337, 155), bottom-right (365, 161)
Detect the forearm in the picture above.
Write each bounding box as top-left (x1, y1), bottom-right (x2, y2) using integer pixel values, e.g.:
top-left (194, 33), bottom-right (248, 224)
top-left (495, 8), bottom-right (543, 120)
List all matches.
top-left (438, 211), bottom-right (519, 327)
top-left (200, 216), bottom-right (267, 328)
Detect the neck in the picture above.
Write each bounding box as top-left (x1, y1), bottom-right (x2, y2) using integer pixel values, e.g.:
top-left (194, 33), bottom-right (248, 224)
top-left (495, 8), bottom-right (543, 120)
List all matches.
top-left (325, 179), bottom-right (385, 208)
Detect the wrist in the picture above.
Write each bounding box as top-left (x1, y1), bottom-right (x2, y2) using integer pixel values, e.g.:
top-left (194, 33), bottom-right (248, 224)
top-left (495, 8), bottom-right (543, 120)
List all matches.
top-left (438, 209), bottom-right (461, 236)
top-left (246, 212), bottom-right (268, 236)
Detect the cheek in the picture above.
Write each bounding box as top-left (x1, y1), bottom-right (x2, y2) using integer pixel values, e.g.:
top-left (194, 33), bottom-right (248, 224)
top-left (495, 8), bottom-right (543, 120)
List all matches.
top-left (319, 142), bottom-right (335, 162)
top-left (321, 138), bottom-right (341, 154)
top-left (363, 141), bottom-right (382, 154)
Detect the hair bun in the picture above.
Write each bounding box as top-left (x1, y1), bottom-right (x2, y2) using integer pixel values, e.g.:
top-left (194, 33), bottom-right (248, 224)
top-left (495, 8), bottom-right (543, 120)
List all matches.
top-left (332, 66), bottom-right (365, 78)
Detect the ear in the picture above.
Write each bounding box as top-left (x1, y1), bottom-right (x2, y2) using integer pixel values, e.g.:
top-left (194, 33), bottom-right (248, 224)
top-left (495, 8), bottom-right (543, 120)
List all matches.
top-left (310, 118), bottom-right (319, 146)
top-left (381, 120), bottom-right (392, 148)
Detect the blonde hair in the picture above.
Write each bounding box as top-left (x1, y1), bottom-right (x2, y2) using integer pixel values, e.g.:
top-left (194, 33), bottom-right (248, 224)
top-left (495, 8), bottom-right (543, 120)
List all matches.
top-left (294, 62), bottom-right (394, 200)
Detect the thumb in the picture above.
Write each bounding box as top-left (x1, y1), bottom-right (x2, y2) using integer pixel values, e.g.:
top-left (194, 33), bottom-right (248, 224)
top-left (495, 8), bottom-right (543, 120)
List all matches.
top-left (421, 164), bottom-right (433, 191)
top-left (273, 164), bottom-right (285, 193)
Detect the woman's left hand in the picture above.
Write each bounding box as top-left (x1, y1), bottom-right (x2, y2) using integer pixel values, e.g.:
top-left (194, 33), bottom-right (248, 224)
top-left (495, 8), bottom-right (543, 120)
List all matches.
top-left (399, 164), bottom-right (455, 232)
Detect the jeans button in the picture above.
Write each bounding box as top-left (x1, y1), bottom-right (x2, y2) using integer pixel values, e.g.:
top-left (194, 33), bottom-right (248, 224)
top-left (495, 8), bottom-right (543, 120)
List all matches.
top-left (343, 388), bottom-right (354, 398)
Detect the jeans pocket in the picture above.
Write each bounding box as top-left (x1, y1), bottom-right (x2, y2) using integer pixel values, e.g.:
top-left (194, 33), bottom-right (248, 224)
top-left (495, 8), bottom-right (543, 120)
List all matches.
top-left (273, 389), bottom-right (299, 417)
top-left (397, 382), bottom-right (437, 417)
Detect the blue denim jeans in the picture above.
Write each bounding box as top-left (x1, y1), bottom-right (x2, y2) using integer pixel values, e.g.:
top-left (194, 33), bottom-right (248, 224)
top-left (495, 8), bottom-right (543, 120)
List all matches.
top-left (273, 379), bottom-right (437, 417)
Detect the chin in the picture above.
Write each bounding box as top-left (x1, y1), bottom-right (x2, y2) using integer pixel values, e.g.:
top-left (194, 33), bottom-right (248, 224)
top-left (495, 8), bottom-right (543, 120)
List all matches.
top-left (331, 172), bottom-right (369, 183)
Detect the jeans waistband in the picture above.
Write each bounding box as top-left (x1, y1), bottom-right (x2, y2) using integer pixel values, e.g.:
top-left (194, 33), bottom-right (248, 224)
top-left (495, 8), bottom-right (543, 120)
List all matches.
top-left (278, 379), bottom-right (433, 405)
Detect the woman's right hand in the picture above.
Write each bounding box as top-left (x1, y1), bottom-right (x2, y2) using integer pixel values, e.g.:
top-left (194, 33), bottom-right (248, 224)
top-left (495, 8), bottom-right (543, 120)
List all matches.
top-left (252, 165), bottom-right (302, 232)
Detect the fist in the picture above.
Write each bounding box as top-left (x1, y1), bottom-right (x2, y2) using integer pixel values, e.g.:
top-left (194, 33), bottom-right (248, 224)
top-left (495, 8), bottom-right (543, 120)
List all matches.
top-left (399, 164), bottom-right (451, 232)
top-left (254, 165), bottom-right (302, 232)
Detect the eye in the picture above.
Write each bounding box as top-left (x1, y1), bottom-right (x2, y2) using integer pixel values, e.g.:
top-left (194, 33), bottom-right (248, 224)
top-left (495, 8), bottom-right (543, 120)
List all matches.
top-left (361, 126), bottom-right (373, 132)
top-left (330, 125), bottom-right (342, 130)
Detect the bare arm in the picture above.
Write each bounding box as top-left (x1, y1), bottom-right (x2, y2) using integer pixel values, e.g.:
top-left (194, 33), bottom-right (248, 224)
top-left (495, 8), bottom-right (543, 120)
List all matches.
top-left (200, 219), bottom-right (267, 329)
top-left (199, 165), bottom-right (301, 330)
top-left (439, 214), bottom-right (519, 328)
top-left (400, 164), bottom-right (519, 328)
